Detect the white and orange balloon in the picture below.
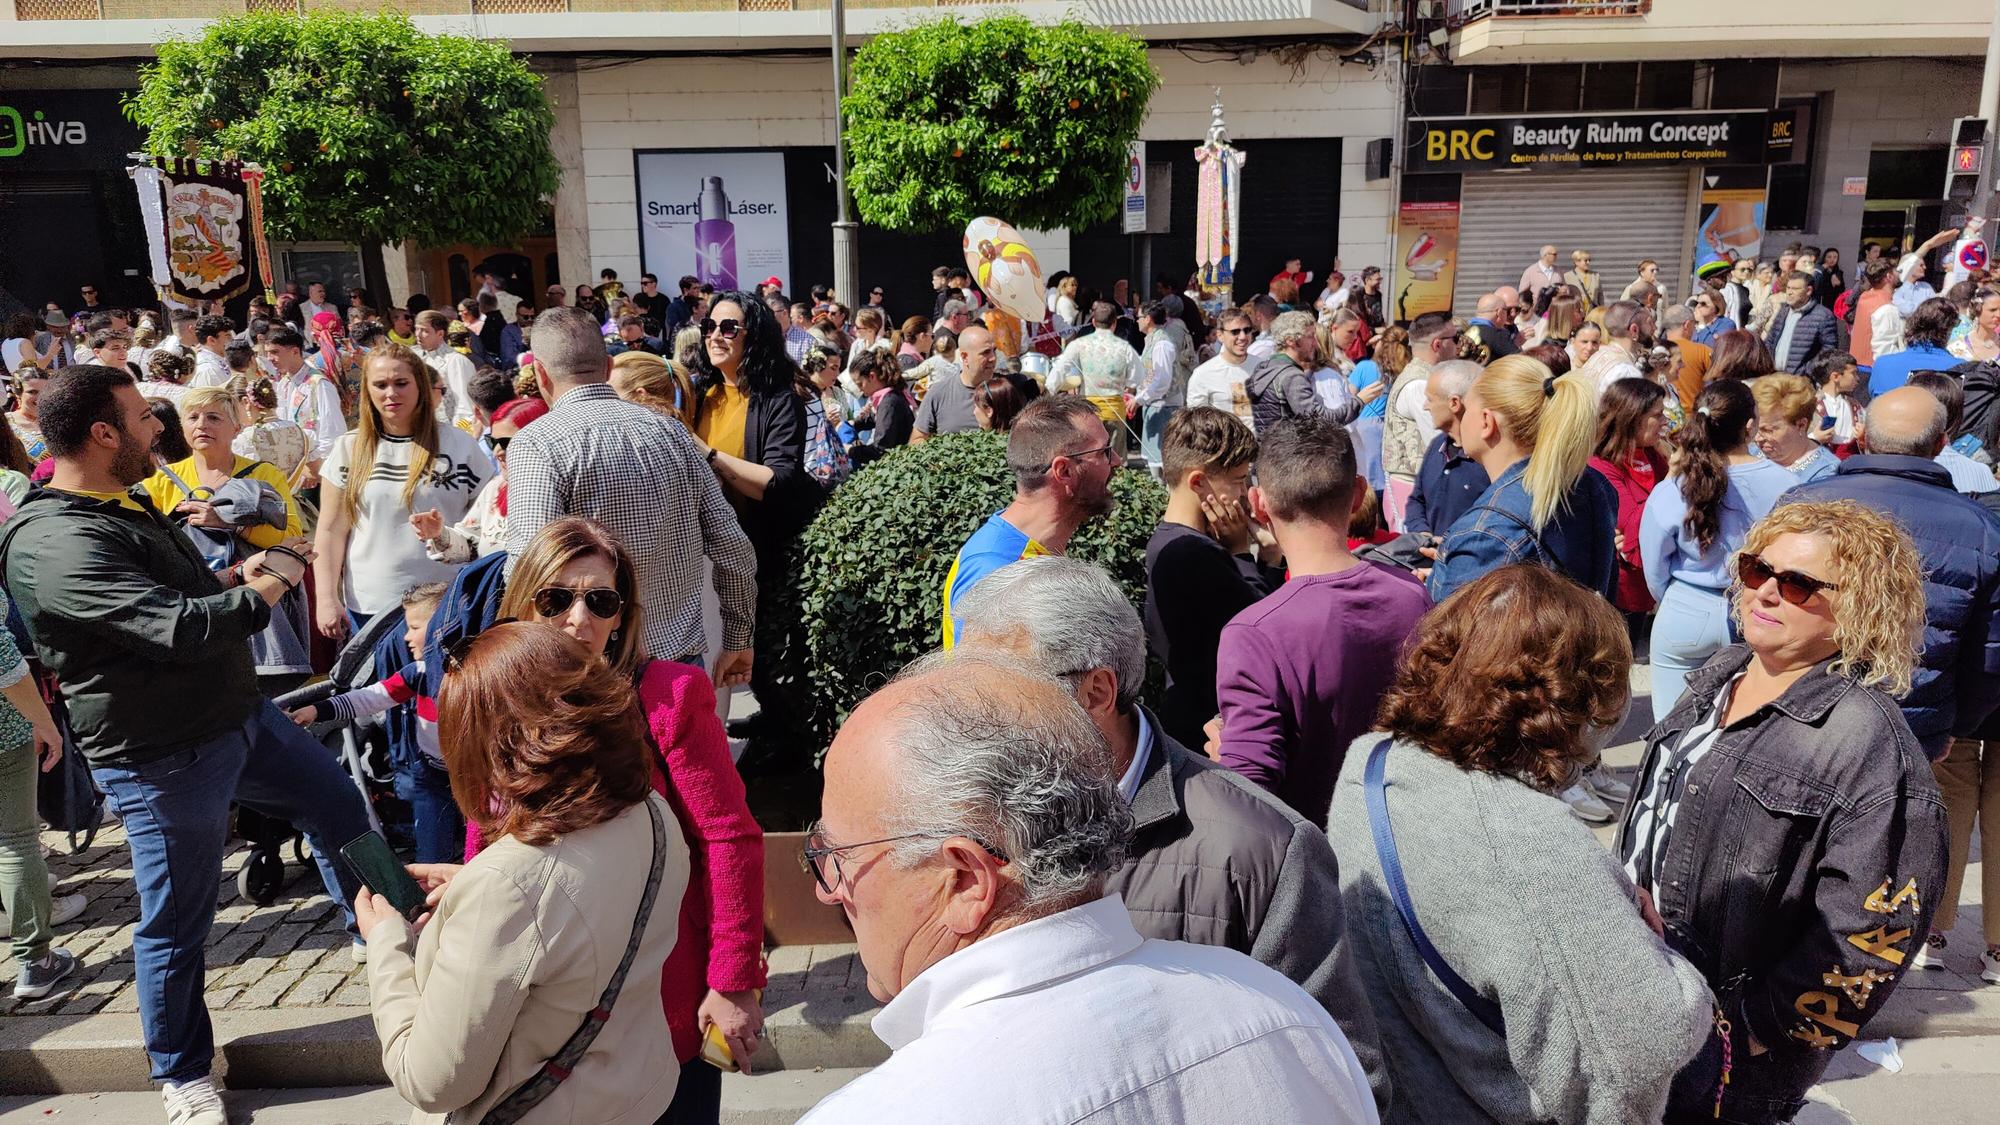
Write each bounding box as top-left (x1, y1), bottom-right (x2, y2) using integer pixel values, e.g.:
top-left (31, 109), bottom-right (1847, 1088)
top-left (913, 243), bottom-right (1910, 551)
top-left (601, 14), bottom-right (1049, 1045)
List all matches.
top-left (963, 216), bottom-right (1045, 323)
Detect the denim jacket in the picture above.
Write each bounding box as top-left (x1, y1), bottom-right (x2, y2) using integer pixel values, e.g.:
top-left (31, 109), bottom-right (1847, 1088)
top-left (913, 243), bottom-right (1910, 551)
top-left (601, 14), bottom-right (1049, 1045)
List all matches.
top-left (1616, 646), bottom-right (1947, 1123)
top-left (1426, 458), bottom-right (1617, 603)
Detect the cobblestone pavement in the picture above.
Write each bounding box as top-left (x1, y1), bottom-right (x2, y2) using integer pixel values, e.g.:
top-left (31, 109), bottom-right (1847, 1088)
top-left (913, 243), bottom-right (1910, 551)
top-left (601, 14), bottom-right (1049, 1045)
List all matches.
top-left (0, 819), bottom-right (362, 1017)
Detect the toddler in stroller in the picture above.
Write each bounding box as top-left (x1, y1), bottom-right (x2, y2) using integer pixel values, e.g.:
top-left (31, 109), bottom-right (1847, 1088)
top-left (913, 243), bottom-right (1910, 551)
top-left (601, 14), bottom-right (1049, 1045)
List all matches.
top-left (279, 583), bottom-right (462, 868)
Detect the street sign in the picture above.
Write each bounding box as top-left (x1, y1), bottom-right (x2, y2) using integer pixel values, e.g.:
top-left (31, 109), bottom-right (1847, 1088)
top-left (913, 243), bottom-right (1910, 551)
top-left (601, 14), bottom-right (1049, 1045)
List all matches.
top-left (1954, 144), bottom-right (1984, 175)
top-left (1122, 141), bottom-right (1146, 235)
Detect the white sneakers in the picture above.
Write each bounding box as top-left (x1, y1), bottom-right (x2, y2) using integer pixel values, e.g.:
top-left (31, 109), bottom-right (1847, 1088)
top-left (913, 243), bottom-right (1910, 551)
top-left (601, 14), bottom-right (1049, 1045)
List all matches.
top-left (1583, 765), bottom-right (1633, 805)
top-left (1911, 934), bottom-right (2000, 983)
top-left (162, 1076), bottom-right (228, 1125)
top-left (1982, 947), bottom-right (2000, 985)
top-left (1561, 783), bottom-right (1616, 825)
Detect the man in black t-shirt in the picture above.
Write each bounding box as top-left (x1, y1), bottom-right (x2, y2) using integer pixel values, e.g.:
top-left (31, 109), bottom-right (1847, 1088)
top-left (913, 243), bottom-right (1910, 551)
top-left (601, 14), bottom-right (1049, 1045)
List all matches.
top-left (632, 273), bottom-right (670, 334)
top-left (1143, 407), bottom-right (1283, 749)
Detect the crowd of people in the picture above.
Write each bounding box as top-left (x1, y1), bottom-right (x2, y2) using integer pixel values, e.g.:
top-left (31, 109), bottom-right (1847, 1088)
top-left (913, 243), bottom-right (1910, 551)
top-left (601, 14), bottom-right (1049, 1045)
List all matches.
top-left (0, 230), bottom-right (1992, 1125)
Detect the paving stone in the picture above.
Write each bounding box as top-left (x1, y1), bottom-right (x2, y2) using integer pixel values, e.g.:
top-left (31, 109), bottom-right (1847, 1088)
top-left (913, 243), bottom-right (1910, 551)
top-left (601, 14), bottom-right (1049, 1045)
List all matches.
top-left (204, 927), bottom-right (266, 970)
top-left (256, 922), bottom-right (315, 960)
top-left (279, 946), bottom-right (330, 974)
top-left (333, 981), bottom-right (371, 1007)
top-left (280, 971), bottom-right (348, 1008)
top-left (236, 968), bottom-right (305, 1009)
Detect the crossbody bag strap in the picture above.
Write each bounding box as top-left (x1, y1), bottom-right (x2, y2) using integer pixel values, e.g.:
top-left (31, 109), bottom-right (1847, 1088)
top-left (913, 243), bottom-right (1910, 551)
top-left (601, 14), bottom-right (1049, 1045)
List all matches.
top-left (473, 798), bottom-right (669, 1125)
top-left (1364, 738), bottom-right (1507, 1037)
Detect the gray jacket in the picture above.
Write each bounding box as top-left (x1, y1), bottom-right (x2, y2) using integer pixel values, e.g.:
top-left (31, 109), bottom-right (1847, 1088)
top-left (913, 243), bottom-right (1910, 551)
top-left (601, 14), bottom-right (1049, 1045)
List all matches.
top-left (1105, 713), bottom-right (1390, 1112)
top-left (1326, 735), bottom-right (1711, 1124)
top-left (1246, 352), bottom-right (1326, 435)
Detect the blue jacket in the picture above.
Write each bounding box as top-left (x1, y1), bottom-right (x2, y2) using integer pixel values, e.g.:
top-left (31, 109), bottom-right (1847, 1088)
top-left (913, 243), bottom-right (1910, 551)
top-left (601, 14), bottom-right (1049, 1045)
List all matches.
top-left (1404, 433), bottom-right (1490, 537)
top-left (419, 550), bottom-right (511, 702)
top-left (1427, 459), bottom-right (1618, 603)
top-left (1763, 300), bottom-right (1839, 374)
top-left (1786, 455), bottom-right (2000, 757)
top-left (1867, 344), bottom-right (1958, 399)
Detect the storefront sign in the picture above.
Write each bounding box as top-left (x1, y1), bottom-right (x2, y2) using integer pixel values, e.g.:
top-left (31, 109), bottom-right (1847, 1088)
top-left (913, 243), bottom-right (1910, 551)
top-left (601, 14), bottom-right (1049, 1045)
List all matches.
top-left (1406, 111), bottom-right (1784, 174)
top-left (1122, 141), bottom-right (1146, 235)
top-left (1392, 201), bottom-right (1460, 322)
top-left (635, 150), bottom-right (791, 294)
top-left (0, 90), bottom-right (142, 173)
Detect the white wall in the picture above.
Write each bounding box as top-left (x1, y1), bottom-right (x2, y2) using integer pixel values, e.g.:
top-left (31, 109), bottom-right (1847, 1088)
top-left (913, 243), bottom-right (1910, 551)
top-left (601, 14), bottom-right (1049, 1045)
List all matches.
top-left (572, 48), bottom-right (1401, 288)
top-left (1773, 58), bottom-right (1983, 255)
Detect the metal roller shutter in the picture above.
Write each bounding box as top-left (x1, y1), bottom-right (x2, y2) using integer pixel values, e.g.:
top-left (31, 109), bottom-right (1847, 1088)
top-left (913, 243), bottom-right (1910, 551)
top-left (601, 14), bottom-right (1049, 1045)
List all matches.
top-left (1453, 168), bottom-right (1694, 316)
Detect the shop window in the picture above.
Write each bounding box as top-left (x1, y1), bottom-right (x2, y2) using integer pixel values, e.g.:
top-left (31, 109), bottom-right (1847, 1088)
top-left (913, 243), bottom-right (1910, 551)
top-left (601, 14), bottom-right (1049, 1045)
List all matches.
top-left (1867, 147), bottom-right (1947, 201)
top-left (1469, 66), bottom-right (1527, 114)
top-left (1526, 64), bottom-right (1583, 113)
top-left (1582, 63), bottom-right (1640, 111)
top-left (1707, 61), bottom-right (1778, 110)
top-left (1413, 66), bottom-right (1470, 117)
top-left (1637, 61), bottom-right (1696, 110)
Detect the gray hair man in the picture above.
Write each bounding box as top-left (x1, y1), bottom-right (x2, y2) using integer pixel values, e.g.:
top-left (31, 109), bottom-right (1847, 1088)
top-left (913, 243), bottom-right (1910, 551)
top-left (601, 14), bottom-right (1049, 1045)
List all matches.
top-left (799, 650), bottom-right (1377, 1124)
top-left (953, 555), bottom-right (1390, 1110)
top-left (1246, 310), bottom-right (1328, 435)
top-left (507, 305), bottom-right (758, 683)
top-left (1784, 385), bottom-right (2000, 760)
top-left (1580, 298), bottom-right (1652, 399)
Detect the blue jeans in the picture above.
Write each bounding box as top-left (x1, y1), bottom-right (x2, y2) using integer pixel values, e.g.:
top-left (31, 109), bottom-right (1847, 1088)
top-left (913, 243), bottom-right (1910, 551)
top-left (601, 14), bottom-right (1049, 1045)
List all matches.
top-left (394, 757), bottom-right (464, 865)
top-left (90, 699), bottom-right (371, 1084)
top-left (1140, 403), bottom-right (1179, 471)
top-left (1649, 581), bottom-right (1732, 722)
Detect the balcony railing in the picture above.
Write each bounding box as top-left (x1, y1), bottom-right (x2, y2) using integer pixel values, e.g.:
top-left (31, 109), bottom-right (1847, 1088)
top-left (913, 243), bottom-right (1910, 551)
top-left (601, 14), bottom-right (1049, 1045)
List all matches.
top-left (13, 0), bottom-right (1007, 17)
top-left (1449, 0), bottom-right (1651, 16)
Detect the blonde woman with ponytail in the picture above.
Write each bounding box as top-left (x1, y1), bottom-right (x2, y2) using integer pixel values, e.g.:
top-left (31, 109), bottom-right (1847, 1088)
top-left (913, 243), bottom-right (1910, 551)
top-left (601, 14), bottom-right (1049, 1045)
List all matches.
top-left (1636, 379), bottom-right (1798, 720)
top-left (1427, 354), bottom-right (1618, 604)
top-left (314, 343), bottom-right (495, 640)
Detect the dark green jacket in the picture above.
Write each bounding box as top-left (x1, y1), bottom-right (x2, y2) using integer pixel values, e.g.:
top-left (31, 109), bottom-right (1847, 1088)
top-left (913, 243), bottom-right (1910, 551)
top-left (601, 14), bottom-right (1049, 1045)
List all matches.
top-left (0, 485), bottom-right (268, 766)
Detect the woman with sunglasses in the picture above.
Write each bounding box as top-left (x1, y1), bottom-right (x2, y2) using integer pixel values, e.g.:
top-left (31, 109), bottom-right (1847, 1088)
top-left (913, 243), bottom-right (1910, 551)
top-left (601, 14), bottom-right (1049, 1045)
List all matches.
top-left (410, 396), bottom-right (548, 564)
top-left (1617, 501), bottom-right (1946, 1124)
top-left (685, 292), bottom-right (826, 743)
top-left (489, 517), bottom-right (768, 1124)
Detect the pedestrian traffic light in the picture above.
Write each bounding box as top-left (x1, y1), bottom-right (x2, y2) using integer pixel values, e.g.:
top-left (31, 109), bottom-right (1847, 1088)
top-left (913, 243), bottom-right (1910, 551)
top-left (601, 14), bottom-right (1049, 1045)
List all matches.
top-left (1947, 116), bottom-right (1988, 207)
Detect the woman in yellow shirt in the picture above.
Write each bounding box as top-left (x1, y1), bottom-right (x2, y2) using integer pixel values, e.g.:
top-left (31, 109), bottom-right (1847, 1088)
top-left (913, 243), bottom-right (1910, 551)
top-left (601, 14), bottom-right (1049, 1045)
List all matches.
top-left (144, 385), bottom-right (313, 687)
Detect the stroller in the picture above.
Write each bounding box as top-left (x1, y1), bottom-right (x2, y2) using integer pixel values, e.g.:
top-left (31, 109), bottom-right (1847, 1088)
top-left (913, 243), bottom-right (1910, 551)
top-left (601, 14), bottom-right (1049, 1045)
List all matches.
top-left (257, 610), bottom-right (410, 905)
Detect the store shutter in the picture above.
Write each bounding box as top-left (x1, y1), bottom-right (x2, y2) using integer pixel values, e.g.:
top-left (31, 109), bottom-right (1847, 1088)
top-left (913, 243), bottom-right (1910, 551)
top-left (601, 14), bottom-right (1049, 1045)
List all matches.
top-left (1452, 167), bottom-right (1694, 316)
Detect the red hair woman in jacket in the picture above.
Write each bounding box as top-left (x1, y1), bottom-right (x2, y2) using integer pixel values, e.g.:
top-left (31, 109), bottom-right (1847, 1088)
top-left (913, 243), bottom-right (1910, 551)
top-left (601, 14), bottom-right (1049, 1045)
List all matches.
top-left (1588, 377), bottom-right (1671, 648)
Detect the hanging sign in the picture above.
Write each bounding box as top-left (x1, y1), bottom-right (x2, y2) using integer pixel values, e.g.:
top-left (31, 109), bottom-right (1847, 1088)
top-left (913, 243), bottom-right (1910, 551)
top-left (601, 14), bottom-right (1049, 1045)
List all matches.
top-left (1406, 111), bottom-right (1787, 174)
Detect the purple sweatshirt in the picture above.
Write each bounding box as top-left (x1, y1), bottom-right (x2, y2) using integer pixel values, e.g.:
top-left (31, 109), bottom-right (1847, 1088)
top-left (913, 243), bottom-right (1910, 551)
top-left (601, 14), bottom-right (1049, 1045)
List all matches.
top-left (1217, 561), bottom-right (1431, 826)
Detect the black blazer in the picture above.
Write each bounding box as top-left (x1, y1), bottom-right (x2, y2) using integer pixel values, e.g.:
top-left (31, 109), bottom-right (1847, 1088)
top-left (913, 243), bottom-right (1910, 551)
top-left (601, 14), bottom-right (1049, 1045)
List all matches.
top-left (688, 374), bottom-right (824, 561)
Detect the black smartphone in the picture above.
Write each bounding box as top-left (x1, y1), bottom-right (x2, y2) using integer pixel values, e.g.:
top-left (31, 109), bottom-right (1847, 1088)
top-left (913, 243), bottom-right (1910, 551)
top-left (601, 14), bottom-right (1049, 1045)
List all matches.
top-left (338, 830), bottom-right (428, 921)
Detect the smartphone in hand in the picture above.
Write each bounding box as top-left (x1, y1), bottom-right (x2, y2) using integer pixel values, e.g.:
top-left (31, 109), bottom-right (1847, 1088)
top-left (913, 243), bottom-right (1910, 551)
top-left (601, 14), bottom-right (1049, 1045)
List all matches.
top-left (338, 831), bottom-right (428, 921)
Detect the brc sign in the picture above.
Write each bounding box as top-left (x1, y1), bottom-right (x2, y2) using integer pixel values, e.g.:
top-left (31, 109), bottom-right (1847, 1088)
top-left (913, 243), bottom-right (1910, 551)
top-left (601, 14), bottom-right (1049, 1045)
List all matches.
top-left (0, 104), bottom-right (89, 159)
top-left (1406, 111), bottom-right (1787, 173)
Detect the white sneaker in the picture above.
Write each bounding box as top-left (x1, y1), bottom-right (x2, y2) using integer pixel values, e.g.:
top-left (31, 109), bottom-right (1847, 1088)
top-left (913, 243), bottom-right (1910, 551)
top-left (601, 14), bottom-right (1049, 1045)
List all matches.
top-left (1584, 765), bottom-right (1633, 805)
top-left (1911, 932), bottom-right (1947, 970)
top-left (351, 940), bottom-right (368, 966)
top-left (1562, 783), bottom-right (1616, 825)
top-left (162, 1076), bottom-right (228, 1125)
top-left (1981, 947), bottom-right (2000, 985)
top-left (50, 893), bottom-right (86, 927)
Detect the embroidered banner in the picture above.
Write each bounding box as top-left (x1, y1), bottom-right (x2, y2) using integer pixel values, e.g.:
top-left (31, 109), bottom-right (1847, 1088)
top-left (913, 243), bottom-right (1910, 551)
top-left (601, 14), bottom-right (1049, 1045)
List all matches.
top-left (159, 158), bottom-right (253, 303)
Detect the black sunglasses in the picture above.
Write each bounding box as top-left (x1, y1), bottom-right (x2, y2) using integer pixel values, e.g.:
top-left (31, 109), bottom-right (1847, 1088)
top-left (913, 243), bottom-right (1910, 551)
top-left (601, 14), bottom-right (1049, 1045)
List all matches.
top-left (699, 318), bottom-right (743, 340)
top-left (1222, 326), bottom-right (1255, 336)
top-left (1737, 553), bottom-right (1841, 606)
top-left (489, 434), bottom-right (512, 452)
top-left (533, 586), bottom-right (624, 620)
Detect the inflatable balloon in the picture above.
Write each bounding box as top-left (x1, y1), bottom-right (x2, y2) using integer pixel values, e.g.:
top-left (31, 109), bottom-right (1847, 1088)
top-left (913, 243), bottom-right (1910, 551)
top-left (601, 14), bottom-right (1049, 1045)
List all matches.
top-left (963, 216), bottom-right (1045, 323)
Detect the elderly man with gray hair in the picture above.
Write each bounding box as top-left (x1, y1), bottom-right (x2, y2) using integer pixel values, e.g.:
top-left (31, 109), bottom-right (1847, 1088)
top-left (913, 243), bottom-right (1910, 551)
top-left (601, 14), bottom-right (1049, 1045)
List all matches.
top-left (1245, 310), bottom-right (1327, 434)
top-left (506, 305), bottom-right (758, 682)
top-left (954, 555), bottom-right (1390, 1110)
top-left (798, 649), bottom-right (1378, 1124)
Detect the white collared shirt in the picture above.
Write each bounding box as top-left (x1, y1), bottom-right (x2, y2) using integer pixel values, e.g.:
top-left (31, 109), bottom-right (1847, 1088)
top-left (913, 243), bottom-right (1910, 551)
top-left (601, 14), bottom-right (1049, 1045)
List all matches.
top-left (1118, 711), bottom-right (1155, 804)
top-left (799, 895), bottom-right (1378, 1125)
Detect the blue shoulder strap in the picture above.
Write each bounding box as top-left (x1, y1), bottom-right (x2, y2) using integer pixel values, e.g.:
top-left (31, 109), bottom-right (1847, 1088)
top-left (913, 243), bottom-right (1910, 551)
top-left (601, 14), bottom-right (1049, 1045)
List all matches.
top-left (1365, 737), bottom-right (1507, 1037)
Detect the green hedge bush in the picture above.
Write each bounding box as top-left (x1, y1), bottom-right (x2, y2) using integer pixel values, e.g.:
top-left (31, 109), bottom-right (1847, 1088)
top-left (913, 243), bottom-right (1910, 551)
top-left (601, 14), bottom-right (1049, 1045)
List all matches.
top-left (772, 429), bottom-right (1164, 757)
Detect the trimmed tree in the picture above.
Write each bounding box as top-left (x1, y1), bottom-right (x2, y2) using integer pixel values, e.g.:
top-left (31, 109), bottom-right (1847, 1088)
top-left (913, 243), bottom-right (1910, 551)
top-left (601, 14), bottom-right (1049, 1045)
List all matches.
top-left (842, 16), bottom-right (1158, 233)
top-left (124, 10), bottom-right (558, 249)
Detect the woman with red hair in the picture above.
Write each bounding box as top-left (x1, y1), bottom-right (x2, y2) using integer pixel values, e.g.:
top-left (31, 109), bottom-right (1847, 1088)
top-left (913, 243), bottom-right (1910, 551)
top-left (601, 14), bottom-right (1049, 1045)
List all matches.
top-left (410, 395), bottom-right (548, 562)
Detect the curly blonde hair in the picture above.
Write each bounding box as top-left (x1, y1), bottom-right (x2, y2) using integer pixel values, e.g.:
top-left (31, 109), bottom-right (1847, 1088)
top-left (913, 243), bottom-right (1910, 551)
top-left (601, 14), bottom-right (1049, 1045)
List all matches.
top-left (1733, 500), bottom-right (1925, 696)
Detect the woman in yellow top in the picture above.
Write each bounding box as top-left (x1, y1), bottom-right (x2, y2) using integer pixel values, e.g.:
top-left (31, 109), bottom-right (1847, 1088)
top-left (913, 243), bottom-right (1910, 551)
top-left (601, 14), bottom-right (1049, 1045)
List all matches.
top-left (144, 385), bottom-right (314, 687)
top-left (683, 292), bottom-right (824, 746)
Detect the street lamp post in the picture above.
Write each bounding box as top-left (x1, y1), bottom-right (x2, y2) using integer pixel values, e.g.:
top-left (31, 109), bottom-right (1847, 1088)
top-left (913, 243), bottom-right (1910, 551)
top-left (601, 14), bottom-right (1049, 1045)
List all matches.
top-left (830, 0), bottom-right (860, 306)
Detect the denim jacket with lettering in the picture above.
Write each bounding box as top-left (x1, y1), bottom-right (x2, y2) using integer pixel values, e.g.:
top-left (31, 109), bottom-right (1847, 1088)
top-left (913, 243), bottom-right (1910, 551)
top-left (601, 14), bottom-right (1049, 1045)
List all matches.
top-left (1616, 646), bottom-right (1947, 1122)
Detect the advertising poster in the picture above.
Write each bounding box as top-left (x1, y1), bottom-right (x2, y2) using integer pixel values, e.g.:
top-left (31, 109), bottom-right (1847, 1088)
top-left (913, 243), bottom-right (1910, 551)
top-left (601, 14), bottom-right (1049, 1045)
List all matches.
top-left (1695, 168), bottom-right (1768, 273)
top-left (1393, 201), bottom-right (1459, 323)
top-left (1405, 111), bottom-right (1780, 174)
top-left (635, 150), bottom-right (791, 294)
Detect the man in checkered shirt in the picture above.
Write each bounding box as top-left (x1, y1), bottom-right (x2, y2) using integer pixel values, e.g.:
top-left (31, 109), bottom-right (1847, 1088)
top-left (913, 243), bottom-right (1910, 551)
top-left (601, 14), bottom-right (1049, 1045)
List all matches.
top-left (506, 306), bottom-right (758, 684)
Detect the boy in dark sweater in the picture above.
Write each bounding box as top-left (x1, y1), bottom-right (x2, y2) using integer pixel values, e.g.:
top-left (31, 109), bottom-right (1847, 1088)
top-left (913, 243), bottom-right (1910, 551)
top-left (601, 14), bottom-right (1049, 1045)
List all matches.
top-left (1142, 407), bottom-right (1283, 750)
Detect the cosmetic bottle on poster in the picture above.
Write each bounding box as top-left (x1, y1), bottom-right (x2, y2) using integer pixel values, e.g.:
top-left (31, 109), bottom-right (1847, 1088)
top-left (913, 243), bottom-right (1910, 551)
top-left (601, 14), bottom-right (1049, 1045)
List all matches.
top-left (694, 176), bottom-right (738, 290)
